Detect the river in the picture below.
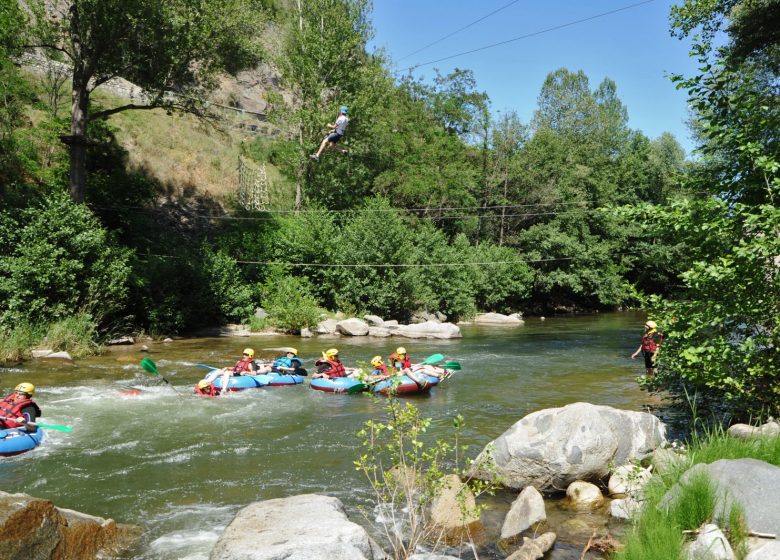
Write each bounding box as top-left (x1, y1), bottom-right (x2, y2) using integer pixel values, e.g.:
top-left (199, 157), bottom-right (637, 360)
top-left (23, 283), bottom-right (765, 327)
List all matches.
top-left (0, 312), bottom-right (656, 559)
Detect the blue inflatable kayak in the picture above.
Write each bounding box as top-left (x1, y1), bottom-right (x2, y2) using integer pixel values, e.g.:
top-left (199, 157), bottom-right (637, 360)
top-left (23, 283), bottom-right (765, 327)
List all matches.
top-left (309, 377), bottom-right (364, 393)
top-left (309, 373), bottom-right (440, 395)
top-left (370, 373), bottom-right (440, 395)
top-left (208, 371), bottom-right (305, 391)
top-left (0, 428), bottom-right (44, 457)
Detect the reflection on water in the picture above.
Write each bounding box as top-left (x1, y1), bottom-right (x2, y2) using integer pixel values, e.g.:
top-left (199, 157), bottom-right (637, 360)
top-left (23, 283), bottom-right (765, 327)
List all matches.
top-left (0, 312), bottom-right (655, 558)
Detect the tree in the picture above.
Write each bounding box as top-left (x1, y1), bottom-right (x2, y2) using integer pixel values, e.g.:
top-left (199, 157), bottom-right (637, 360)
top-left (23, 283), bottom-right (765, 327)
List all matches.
top-left (24, 0), bottom-right (265, 203)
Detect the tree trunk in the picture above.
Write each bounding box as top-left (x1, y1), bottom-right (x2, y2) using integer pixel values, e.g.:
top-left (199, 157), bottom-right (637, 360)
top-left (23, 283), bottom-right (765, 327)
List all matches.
top-left (66, 2), bottom-right (89, 204)
top-left (68, 75), bottom-right (89, 203)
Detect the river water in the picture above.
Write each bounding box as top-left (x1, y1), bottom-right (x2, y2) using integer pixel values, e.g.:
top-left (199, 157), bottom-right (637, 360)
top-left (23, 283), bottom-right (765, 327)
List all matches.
top-left (0, 312), bottom-right (656, 559)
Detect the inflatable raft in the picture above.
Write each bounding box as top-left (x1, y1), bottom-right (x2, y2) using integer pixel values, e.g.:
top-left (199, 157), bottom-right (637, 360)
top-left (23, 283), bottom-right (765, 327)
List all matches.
top-left (309, 373), bottom-right (440, 395)
top-left (0, 428), bottom-right (44, 457)
top-left (209, 371), bottom-right (305, 391)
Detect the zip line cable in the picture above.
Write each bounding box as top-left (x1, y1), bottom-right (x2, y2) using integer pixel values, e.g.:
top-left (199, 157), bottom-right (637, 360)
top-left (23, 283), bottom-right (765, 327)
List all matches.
top-left (89, 204), bottom-right (608, 222)
top-left (401, 0), bottom-right (655, 72)
top-left (141, 250), bottom-right (643, 268)
top-left (396, 0), bottom-right (524, 63)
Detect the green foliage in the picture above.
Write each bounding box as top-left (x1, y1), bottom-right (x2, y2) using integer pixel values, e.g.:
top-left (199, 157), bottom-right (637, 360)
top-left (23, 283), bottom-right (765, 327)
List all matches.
top-left (355, 399), bottom-right (497, 559)
top-left (614, 429), bottom-right (779, 560)
top-left (201, 247), bottom-right (256, 322)
top-left (0, 323), bottom-right (44, 363)
top-left (43, 312), bottom-right (101, 358)
top-left (0, 191), bottom-right (132, 328)
top-left (259, 268), bottom-right (322, 333)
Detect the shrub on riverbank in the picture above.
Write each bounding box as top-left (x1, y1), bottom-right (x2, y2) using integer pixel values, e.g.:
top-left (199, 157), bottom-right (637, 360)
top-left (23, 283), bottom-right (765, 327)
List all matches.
top-left (0, 323), bottom-right (43, 362)
top-left (613, 429), bottom-right (780, 560)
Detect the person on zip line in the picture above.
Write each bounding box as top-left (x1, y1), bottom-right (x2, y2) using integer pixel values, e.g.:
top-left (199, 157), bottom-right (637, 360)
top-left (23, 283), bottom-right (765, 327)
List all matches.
top-left (631, 320), bottom-right (665, 377)
top-left (310, 105), bottom-right (349, 161)
top-left (0, 383), bottom-right (41, 432)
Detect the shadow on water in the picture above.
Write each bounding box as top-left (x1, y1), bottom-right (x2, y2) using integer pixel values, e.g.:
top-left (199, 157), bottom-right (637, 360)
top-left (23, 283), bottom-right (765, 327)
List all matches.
top-left (0, 311), bottom-right (668, 558)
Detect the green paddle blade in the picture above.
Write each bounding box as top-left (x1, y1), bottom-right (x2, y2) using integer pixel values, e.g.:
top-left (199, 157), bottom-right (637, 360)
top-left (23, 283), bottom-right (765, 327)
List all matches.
top-left (421, 353), bottom-right (445, 365)
top-left (140, 357), bottom-right (159, 375)
top-left (347, 383), bottom-right (368, 395)
top-left (34, 421), bottom-right (72, 432)
top-left (442, 361), bottom-right (461, 370)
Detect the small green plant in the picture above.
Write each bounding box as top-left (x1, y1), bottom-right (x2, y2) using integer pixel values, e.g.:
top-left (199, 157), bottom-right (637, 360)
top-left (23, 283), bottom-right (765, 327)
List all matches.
top-left (0, 323), bottom-right (43, 362)
top-left (354, 398), bottom-right (497, 559)
top-left (43, 312), bottom-right (102, 358)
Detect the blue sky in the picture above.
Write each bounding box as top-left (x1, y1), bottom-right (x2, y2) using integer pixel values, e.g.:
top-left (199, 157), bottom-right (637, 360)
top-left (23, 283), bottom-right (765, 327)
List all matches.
top-left (369, 0), bottom-right (700, 154)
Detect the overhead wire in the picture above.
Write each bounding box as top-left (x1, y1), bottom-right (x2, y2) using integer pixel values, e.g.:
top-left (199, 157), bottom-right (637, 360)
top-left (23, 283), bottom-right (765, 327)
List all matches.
top-left (395, 0), bottom-right (524, 63)
top-left (401, 0), bottom-right (656, 72)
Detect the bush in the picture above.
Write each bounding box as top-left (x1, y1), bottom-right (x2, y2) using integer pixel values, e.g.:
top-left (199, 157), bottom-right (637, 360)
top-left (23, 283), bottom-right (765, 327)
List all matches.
top-left (202, 246), bottom-right (256, 322)
top-left (0, 191), bottom-right (132, 328)
top-left (0, 323), bottom-right (43, 362)
top-left (43, 312), bottom-right (101, 358)
top-left (260, 268), bottom-right (322, 332)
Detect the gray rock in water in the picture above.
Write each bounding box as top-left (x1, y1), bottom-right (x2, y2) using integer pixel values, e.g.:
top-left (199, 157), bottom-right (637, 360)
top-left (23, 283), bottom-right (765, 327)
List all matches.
top-left (315, 318), bottom-right (339, 335)
top-left (505, 532), bottom-right (556, 560)
top-left (395, 321), bottom-right (461, 339)
top-left (727, 420), bottom-right (780, 439)
top-left (363, 314), bottom-right (384, 326)
top-left (610, 497), bottom-right (641, 520)
top-left (469, 402), bottom-right (666, 492)
top-left (688, 524), bottom-right (735, 560)
top-left (368, 327), bottom-right (391, 337)
top-left (566, 481), bottom-right (604, 508)
top-left (107, 336), bottom-right (135, 345)
top-left (209, 494), bottom-right (388, 560)
top-left (300, 328), bottom-right (313, 338)
top-left (500, 485), bottom-right (546, 540)
top-left (337, 318), bottom-right (370, 336)
top-left (473, 313), bottom-right (524, 325)
top-left (661, 459), bottom-right (780, 536)
top-left (31, 349), bottom-right (54, 358)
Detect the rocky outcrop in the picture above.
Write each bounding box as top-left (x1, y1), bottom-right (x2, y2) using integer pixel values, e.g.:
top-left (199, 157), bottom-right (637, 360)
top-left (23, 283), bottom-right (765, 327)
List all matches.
top-left (209, 494), bottom-right (388, 560)
top-left (470, 402), bottom-right (666, 492)
top-left (0, 491), bottom-right (140, 559)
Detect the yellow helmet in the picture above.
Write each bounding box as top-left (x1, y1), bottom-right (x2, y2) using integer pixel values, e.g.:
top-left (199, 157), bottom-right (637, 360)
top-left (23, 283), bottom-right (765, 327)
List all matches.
top-left (197, 379), bottom-right (211, 390)
top-left (645, 320), bottom-right (657, 330)
top-left (323, 348), bottom-right (339, 359)
top-left (287, 348), bottom-right (298, 356)
top-left (14, 382), bottom-right (35, 396)
top-left (242, 348), bottom-right (255, 359)
top-left (396, 347), bottom-right (406, 355)
top-left (371, 356), bottom-right (384, 367)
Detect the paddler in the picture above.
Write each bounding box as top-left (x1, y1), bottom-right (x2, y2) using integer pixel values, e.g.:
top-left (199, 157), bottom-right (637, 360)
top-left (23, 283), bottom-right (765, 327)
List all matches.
top-left (0, 383), bottom-right (41, 432)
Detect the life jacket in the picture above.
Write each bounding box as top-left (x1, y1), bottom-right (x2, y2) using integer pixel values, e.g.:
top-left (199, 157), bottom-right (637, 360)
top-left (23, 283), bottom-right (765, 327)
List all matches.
top-left (389, 353), bottom-right (411, 370)
top-left (372, 364), bottom-right (389, 376)
top-left (194, 383), bottom-right (220, 397)
top-left (0, 396), bottom-right (42, 429)
top-left (272, 356), bottom-right (301, 372)
top-left (232, 358), bottom-right (255, 375)
top-left (317, 358), bottom-right (346, 378)
top-left (642, 331), bottom-right (663, 353)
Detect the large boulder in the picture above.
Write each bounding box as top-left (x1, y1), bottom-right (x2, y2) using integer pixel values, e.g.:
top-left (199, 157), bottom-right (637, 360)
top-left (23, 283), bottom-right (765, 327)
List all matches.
top-left (314, 319), bottom-right (339, 335)
top-left (469, 402), bottom-right (666, 492)
top-left (0, 491), bottom-right (141, 559)
top-left (368, 327), bottom-right (391, 338)
top-left (363, 314), bottom-right (385, 326)
top-left (209, 494), bottom-right (388, 560)
top-left (337, 318), bottom-right (370, 336)
top-left (727, 420), bottom-right (780, 440)
top-left (473, 313), bottom-right (524, 325)
top-left (395, 321), bottom-right (461, 340)
top-left (661, 459), bottom-right (780, 536)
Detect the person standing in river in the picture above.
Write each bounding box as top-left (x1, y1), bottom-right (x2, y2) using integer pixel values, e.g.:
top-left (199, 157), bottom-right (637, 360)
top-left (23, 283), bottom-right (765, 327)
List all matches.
top-left (631, 320), bottom-right (664, 377)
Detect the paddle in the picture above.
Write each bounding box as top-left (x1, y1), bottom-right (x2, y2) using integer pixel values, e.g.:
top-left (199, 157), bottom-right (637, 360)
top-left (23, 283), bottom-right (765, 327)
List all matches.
top-left (139, 357), bottom-right (182, 395)
top-left (195, 363), bottom-right (218, 370)
top-left (421, 353), bottom-right (445, 366)
top-left (441, 361), bottom-right (462, 370)
top-left (0, 416), bottom-right (73, 432)
top-left (346, 376), bottom-right (391, 394)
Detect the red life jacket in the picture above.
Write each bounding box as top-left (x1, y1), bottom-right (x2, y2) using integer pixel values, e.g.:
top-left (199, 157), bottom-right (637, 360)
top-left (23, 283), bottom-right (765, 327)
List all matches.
top-left (324, 358), bottom-right (347, 378)
top-left (0, 396), bottom-right (42, 429)
top-left (642, 332), bottom-right (663, 353)
top-left (389, 353), bottom-right (411, 370)
top-left (194, 383), bottom-right (220, 397)
top-left (372, 364), bottom-right (389, 376)
top-left (232, 359), bottom-right (254, 375)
